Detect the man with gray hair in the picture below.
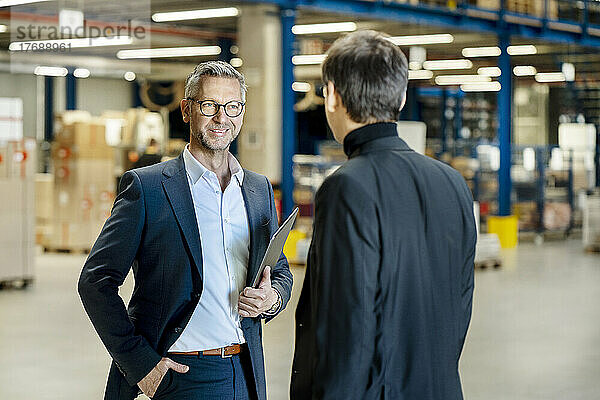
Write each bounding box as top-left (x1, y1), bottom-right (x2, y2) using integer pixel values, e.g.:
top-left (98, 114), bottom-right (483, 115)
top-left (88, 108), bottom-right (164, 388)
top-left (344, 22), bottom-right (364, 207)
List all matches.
top-left (291, 30), bottom-right (476, 399)
top-left (79, 61), bottom-right (292, 400)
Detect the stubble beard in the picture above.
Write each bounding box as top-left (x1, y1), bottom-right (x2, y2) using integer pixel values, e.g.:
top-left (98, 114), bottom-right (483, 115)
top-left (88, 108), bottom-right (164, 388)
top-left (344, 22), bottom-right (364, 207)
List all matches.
top-left (193, 124), bottom-right (238, 152)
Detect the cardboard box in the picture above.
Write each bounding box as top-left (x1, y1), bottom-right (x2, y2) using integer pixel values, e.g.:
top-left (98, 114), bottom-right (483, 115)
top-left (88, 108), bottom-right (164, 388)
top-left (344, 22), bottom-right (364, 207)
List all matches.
top-left (43, 158), bottom-right (115, 250)
top-left (54, 121), bottom-right (114, 160)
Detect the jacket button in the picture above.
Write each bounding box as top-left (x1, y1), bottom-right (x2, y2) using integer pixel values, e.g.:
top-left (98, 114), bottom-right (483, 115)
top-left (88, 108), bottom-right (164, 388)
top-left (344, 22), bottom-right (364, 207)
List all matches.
top-left (298, 323), bottom-right (303, 327)
top-left (293, 370), bottom-right (299, 374)
top-left (174, 327), bottom-right (183, 334)
top-left (192, 292), bottom-right (200, 300)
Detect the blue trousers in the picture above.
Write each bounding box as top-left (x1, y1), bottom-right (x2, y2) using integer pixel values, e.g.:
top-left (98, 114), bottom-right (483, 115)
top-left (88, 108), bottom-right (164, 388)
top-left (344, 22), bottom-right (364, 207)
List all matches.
top-left (152, 351), bottom-right (257, 400)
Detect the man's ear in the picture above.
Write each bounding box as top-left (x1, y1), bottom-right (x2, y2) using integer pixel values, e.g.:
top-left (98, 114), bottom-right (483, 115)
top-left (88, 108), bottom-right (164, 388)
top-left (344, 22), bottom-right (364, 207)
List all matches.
top-left (398, 92), bottom-right (407, 112)
top-left (324, 81), bottom-right (339, 114)
top-left (180, 99), bottom-right (190, 123)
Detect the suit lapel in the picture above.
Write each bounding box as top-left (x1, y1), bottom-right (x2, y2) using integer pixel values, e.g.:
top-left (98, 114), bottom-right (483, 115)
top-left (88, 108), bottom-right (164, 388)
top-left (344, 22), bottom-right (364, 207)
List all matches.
top-left (241, 172), bottom-right (263, 288)
top-left (162, 155), bottom-right (203, 281)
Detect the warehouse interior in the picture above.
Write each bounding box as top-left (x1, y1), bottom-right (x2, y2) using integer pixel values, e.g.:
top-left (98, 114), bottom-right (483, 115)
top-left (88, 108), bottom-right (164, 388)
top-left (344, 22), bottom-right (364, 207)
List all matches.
top-left (0, 0), bottom-right (599, 399)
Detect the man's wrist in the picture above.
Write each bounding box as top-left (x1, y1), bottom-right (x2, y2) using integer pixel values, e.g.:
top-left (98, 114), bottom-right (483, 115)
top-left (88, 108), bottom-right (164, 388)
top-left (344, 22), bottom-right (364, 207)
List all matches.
top-left (264, 287), bottom-right (282, 316)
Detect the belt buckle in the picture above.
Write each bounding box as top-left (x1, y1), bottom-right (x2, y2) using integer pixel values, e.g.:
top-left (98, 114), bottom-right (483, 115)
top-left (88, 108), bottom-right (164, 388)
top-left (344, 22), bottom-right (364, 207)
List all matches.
top-left (221, 347), bottom-right (232, 358)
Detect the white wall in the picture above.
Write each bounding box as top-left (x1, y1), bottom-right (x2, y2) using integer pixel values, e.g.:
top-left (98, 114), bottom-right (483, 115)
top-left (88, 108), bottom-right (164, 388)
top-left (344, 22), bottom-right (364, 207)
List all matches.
top-left (77, 77), bottom-right (132, 115)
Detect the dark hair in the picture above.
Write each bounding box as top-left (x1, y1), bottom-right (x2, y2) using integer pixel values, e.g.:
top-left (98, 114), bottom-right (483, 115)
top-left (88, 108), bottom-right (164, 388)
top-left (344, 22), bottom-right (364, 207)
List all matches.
top-left (185, 61), bottom-right (247, 101)
top-left (322, 30), bottom-right (408, 123)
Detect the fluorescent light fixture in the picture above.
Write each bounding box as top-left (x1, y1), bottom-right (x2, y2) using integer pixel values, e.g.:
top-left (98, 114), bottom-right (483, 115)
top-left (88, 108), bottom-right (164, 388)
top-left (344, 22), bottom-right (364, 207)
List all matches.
top-left (535, 72), bottom-right (565, 83)
top-left (408, 70), bottom-right (433, 80)
top-left (478, 67), bottom-right (501, 77)
top-left (34, 66), bottom-right (68, 77)
top-left (10, 36), bottom-right (133, 51)
top-left (152, 7), bottom-right (239, 22)
top-left (388, 34), bottom-right (454, 46)
top-left (422, 59), bottom-right (473, 70)
top-left (461, 82), bottom-right (501, 92)
top-left (507, 45), bottom-right (537, 55)
top-left (0, 0), bottom-right (51, 6)
top-left (117, 46), bottom-right (221, 59)
top-left (292, 54), bottom-right (327, 65)
top-left (230, 57), bottom-right (243, 68)
top-left (513, 66), bottom-right (537, 76)
top-left (124, 71), bottom-right (136, 81)
top-left (462, 47), bottom-right (501, 57)
top-left (292, 82), bottom-right (311, 92)
top-left (0, 24), bottom-right (7, 33)
top-left (292, 22), bottom-right (356, 35)
top-left (435, 75), bottom-right (491, 85)
top-left (73, 68), bottom-right (90, 78)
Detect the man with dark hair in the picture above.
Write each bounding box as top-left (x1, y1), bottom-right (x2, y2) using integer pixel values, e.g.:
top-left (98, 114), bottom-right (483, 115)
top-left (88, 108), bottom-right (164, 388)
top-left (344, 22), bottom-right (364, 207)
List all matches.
top-left (79, 61), bottom-right (292, 400)
top-left (290, 30), bottom-right (476, 400)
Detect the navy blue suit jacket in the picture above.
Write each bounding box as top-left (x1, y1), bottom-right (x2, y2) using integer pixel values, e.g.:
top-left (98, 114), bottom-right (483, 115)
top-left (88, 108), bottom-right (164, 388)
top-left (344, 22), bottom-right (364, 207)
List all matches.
top-left (79, 153), bottom-right (293, 400)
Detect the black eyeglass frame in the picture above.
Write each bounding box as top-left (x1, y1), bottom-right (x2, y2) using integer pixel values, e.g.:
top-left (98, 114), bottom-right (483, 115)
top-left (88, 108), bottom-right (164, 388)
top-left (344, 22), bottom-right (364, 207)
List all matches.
top-left (185, 97), bottom-right (246, 118)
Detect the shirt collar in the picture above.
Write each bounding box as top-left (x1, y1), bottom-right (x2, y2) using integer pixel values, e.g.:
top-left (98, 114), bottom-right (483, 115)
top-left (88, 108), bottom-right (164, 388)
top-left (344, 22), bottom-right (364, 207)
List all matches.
top-left (343, 122), bottom-right (399, 157)
top-left (183, 144), bottom-right (244, 186)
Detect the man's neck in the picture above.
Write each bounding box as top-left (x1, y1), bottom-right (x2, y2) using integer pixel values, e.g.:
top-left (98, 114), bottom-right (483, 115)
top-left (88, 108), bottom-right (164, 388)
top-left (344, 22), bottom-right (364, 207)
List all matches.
top-left (189, 142), bottom-right (231, 190)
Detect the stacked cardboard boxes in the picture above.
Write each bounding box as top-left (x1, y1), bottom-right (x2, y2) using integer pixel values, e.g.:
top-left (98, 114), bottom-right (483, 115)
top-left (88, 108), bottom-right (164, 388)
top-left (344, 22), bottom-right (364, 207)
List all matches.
top-left (0, 138), bottom-right (36, 284)
top-left (43, 114), bottom-right (116, 251)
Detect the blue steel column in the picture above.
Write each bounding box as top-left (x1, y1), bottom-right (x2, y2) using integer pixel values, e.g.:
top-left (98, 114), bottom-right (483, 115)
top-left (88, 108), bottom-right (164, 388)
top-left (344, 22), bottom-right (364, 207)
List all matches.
top-left (498, 33), bottom-right (512, 216)
top-left (66, 67), bottom-right (76, 110)
top-left (44, 76), bottom-right (54, 142)
top-left (281, 7), bottom-right (296, 218)
top-left (441, 89), bottom-right (448, 155)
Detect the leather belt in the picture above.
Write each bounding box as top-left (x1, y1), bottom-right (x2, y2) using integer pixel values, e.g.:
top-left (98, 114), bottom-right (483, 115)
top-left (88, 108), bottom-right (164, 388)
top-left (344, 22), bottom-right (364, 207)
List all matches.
top-left (168, 344), bottom-right (244, 358)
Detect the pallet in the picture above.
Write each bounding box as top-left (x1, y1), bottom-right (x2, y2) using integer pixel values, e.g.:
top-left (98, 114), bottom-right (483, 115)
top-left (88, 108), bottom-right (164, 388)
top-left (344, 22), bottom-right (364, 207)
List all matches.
top-left (0, 277), bottom-right (34, 290)
top-left (584, 244), bottom-right (600, 254)
top-left (43, 246), bottom-right (90, 255)
top-left (475, 259), bottom-right (502, 269)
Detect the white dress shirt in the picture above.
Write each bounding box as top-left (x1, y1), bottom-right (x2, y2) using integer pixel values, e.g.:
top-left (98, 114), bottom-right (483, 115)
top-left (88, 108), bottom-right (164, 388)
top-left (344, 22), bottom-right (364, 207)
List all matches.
top-left (169, 145), bottom-right (250, 352)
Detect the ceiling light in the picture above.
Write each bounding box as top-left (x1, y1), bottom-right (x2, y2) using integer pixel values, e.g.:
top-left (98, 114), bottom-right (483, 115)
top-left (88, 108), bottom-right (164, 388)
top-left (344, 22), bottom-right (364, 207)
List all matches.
top-left (292, 82), bottom-right (311, 92)
top-left (10, 36), bottom-right (133, 51)
top-left (292, 54), bottom-right (327, 65)
top-left (292, 22), bottom-right (356, 35)
top-left (513, 66), bottom-right (537, 76)
top-left (0, 24), bottom-right (7, 33)
top-left (408, 70), bottom-right (433, 80)
top-left (535, 72), bottom-right (565, 83)
top-left (507, 45), bottom-right (537, 55)
top-left (152, 7), bottom-right (239, 22)
top-left (230, 58), bottom-right (243, 68)
top-left (124, 71), bottom-right (136, 81)
top-left (34, 66), bottom-right (68, 77)
top-left (388, 34), bottom-right (454, 46)
top-left (0, 0), bottom-right (51, 6)
top-left (73, 68), bottom-right (90, 78)
top-left (461, 82), bottom-right (501, 92)
top-left (422, 59), bottom-right (473, 70)
top-left (435, 75), bottom-right (491, 85)
top-left (462, 46), bottom-right (501, 57)
top-left (477, 67), bottom-right (501, 77)
top-left (117, 46), bottom-right (221, 59)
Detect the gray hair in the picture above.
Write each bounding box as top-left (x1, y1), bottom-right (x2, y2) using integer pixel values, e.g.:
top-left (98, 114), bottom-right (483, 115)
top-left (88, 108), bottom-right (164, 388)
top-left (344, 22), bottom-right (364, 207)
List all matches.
top-left (184, 61), bottom-right (248, 101)
top-left (322, 30), bottom-right (408, 123)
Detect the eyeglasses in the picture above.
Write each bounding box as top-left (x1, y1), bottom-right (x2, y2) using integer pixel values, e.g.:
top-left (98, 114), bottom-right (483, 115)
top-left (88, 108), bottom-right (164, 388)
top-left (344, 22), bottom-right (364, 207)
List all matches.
top-left (186, 98), bottom-right (245, 118)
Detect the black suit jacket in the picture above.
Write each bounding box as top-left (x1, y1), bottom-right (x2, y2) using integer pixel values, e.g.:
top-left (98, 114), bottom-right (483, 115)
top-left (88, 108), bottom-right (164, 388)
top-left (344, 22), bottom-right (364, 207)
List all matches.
top-left (291, 123), bottom-right (476, 400)
top-left (78, 153), bottom-right (293, 400)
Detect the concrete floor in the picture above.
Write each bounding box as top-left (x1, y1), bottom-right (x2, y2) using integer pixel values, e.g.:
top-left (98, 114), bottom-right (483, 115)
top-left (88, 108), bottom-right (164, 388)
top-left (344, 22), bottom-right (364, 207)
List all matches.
top-left (0, 240), bottom-right (598, 399)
